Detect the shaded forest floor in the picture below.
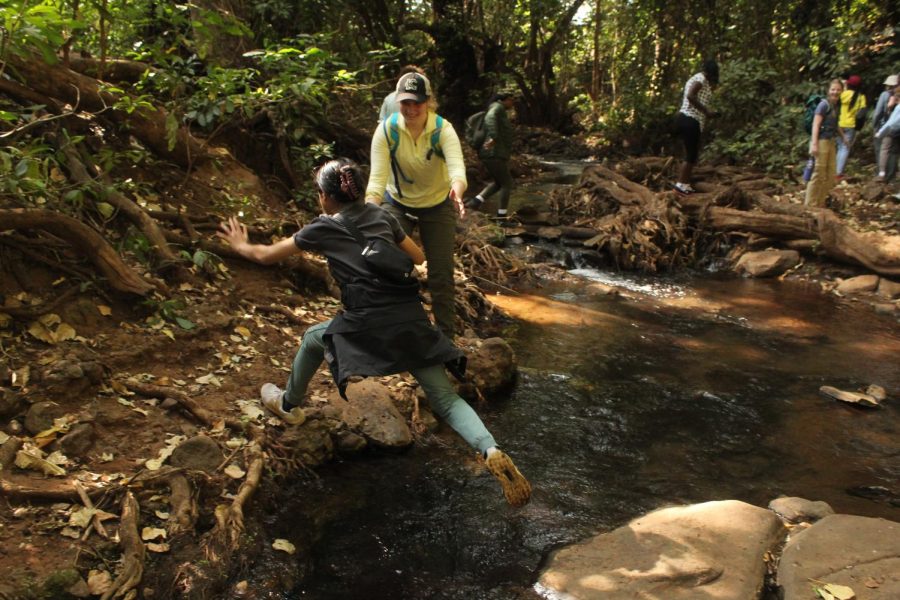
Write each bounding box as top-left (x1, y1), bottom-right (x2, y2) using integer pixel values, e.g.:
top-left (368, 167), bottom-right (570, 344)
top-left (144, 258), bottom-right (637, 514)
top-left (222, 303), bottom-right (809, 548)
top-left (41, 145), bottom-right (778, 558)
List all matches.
top-left (1, 132), bottom-right (899, 598)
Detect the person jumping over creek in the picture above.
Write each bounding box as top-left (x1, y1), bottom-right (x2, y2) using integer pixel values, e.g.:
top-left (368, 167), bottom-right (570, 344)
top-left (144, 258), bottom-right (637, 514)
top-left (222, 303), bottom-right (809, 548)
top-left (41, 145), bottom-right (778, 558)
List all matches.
top-left (216, 158), bottom-right (532, 507)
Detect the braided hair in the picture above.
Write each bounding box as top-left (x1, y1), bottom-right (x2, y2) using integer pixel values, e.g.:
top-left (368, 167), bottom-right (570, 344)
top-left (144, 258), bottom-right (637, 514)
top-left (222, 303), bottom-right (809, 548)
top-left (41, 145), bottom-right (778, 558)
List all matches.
top-left (315, 159), bottom-right (365, 204)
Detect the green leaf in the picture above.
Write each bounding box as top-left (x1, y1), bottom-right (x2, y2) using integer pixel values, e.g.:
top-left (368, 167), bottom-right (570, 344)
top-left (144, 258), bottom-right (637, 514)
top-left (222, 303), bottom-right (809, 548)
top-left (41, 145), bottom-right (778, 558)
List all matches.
top-left (175, 317), bottom-right (195, 330)
top-left (96, 202), bottom-right (116, 219)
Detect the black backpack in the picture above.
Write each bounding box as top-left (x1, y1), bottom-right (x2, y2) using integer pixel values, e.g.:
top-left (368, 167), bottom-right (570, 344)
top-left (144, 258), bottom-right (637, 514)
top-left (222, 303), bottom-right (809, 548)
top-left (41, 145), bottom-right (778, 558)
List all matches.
top-left (464, 110), bottom-right (487, 149)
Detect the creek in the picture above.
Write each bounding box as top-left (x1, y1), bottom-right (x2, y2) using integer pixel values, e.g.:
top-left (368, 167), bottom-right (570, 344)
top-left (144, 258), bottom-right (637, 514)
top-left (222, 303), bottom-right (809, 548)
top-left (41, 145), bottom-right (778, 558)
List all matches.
top-left (257, 164), bottom-right (899, 599)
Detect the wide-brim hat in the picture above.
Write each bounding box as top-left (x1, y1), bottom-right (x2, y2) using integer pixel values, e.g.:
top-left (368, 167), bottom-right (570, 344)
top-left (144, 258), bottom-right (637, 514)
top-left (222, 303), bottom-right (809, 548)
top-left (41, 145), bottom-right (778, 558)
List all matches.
top-left (396, 73), bottom-right (432, 103)
top-left (884, 75), bottom-right (899, 86)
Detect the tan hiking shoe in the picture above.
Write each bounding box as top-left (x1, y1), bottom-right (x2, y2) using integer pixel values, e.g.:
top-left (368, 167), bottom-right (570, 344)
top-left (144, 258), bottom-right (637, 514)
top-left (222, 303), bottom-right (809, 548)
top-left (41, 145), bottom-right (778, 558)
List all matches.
top-left (485, 450), bottom-right (531, 507)
top-left (260, 383), bottom-right (306, 426)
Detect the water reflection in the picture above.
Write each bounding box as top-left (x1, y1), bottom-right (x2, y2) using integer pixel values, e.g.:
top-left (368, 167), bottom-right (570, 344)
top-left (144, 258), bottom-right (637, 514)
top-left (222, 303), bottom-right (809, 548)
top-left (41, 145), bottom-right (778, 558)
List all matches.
top-left (274, 271), bottom-right (898, 599)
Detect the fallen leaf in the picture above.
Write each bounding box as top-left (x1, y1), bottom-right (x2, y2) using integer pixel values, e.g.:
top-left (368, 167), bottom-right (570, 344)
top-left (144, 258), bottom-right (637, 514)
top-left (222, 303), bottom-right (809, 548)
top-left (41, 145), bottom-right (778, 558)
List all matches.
top-left (0, 431), bottom-right (8, 444)
top-left (97, 305), bottom-right (112, 316)
top-left (59, 527), bottom-right (81, 539)
top-left (234, 326), bottom-right (251, 339)
top-left (155, 510), bottom-right (170, 520)
top-left (162, 328), bottom-right (176, 341)
top-left (813, 583), bottom-right (856, 600)
top-left (99, 452), bottom-right (114, 462)
top-left (15, 448), bottom-right (66, 476)
top-left (863, 577), bottom-right (881, 589)
top-left (272, 539), bottom-right (296, 554)
top-left (175, 317), bottom-right (195, 330)
top-left (11, 366), bottom-right (29, 388)
top-left (69, 507), bottom-right (99, 529)
top-left (131, 407), bottom-right (150, 417)
top-left (117, 397), bottom-right (135, 407)
top-left (141, 527), bottom-right (167, 541)
top-left (147, 542), bottom-right (170, 553)
top-left (195, 373), bottom-right (222, 387)
top-left (224, 464), bottom-right (246, 479)
top-left (819, 386), bottom-right (880, 407)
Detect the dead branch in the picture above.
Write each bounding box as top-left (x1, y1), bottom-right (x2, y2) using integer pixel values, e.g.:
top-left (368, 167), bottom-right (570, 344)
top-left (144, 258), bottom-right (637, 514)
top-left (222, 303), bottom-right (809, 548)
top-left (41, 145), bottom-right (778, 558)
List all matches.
top-left (65, 56), bottom-right (154, 83)
top-left (167, 472), bottom-right (198, 535)
top-left (0, 477), bottom-right (112, 502)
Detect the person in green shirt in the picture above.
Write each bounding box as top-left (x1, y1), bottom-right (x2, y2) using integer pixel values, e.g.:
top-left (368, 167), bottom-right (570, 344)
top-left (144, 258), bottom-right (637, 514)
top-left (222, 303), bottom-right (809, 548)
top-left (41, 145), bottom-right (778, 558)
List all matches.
top-left (466, 92), bottom-right (515, 218)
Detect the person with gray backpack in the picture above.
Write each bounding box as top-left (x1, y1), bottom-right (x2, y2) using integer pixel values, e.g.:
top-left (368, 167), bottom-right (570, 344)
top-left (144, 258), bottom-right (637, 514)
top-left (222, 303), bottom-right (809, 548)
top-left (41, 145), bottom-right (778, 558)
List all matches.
top-left (465, 92), bottom-right (516, 219)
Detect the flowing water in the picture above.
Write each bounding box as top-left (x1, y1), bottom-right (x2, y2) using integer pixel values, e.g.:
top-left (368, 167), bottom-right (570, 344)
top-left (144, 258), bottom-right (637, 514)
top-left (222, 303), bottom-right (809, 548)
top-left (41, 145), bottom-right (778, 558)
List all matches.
top-left (260, 268), bottom-right (899, 600)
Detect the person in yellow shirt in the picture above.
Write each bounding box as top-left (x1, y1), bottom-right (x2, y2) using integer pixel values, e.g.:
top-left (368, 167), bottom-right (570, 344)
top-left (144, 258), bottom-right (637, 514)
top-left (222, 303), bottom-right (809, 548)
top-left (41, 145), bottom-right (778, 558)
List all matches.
top-left (365, 72), bottom-right (467, 337)
top-left (835, 75), bottom-right (867, 179)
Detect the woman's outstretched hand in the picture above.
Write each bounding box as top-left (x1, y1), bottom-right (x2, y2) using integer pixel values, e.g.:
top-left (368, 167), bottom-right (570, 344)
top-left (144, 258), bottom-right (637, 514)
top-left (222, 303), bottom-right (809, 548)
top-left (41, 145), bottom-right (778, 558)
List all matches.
top-left (217, 216), bottom-right (249, 250)
top-left (449, 181), bottom-right (467, 218)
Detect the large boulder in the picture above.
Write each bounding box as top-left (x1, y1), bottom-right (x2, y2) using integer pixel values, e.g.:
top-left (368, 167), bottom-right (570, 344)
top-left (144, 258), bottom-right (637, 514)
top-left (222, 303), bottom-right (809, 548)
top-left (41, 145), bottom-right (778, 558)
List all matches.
top-left (778, 514), bottom-right (900, 600)
top-left (334, 380), bottom-right (412, 449)
top-left (735, 249), bottom-right (800, 278)
top-left (538, 500), bottom-right (785, 600)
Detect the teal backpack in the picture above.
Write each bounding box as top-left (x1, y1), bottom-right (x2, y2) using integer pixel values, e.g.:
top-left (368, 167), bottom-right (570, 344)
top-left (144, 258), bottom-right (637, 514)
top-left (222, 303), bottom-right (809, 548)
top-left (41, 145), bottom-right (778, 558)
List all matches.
top-left (382, 112), bottom-right (444, 198)
top-left (804, 94), bottom-right (826, 134)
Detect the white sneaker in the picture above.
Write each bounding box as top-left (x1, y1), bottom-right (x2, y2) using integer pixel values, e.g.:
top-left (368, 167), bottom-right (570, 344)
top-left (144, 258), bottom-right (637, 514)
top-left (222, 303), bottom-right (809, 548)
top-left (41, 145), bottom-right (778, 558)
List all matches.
top-left (260, 383), bottom-right (306, 425)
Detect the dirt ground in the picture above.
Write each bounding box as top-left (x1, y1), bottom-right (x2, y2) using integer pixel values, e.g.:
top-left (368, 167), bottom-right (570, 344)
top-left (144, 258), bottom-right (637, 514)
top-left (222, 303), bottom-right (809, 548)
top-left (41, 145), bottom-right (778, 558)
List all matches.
top-left (1, 150), bottom-right (898, 598)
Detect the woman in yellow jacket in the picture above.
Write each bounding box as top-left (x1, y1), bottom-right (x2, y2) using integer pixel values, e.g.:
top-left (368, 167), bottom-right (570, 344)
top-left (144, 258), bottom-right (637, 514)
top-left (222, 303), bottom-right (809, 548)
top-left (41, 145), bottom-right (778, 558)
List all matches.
top-left (835, 75), bottom-right (867, 179)
top-left (365, 72), bottom-right (466, 338)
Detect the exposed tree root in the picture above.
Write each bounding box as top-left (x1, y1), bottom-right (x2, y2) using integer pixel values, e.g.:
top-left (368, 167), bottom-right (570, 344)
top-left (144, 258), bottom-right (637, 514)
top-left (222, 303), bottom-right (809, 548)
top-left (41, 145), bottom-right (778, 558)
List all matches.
top-left (167, 473), bottom-right (198, 535)
top-left (0, 209), bottom-right (155, 295)
top-left (100, 492), bottom-right (145, 600)
top-left (0, 477), bottom-right (113, 502)
top-left (206, 444), bottom-right (264, 556)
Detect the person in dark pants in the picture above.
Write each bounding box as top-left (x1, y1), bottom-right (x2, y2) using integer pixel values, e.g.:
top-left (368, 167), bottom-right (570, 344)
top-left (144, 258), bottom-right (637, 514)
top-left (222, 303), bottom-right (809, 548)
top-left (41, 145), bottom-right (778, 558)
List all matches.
top-left (465, 92), bottom-right (515, 219)
top-left (365, 72), bottom-right (467, 339)
top-left (217, 158), bottom-right (531, 507)
top-left (673, 60), bottom-right (719, 195)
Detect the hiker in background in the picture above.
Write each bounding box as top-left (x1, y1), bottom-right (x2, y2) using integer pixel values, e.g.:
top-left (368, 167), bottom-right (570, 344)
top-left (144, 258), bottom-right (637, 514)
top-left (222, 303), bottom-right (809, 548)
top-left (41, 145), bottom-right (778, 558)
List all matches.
top-left (673, 59), bottom-right (719, 195)
top-left (365, 72), bottom-right (466, 338)
top-left (379, 65), bottom-right (426, 122)
top-left (872, 74), bottom-right (899, 182)
top-left (875, 84), bottom-right (900, 182)
top-left (465, 92), bottom-right (515, 220)
top-left (806, 79), bottom-right (845, 207)
top-left (835, 74), bottom-right (867, 180)
top-left (217, 159), bottom-right (531, 507)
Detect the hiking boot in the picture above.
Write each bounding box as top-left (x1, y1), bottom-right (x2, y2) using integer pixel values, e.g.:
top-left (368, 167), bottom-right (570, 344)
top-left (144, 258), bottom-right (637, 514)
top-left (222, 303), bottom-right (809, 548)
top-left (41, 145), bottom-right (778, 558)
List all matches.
top-left (485, 450), bottom-right (531, 507)
top-left (260, 383), bottom-right (306, 425)
top-left (464, 196), bottom-right (484, 210)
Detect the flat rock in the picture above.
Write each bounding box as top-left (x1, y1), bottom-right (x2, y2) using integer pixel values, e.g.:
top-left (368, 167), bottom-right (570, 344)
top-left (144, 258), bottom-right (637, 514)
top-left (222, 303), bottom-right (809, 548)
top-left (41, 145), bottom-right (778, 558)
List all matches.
top-left (169, 435), bottom-right (224, 473)
top-left (337, 380), bottom-right (412, 449)
top-left (778, 514), bottom-right (900, 600)
top-left (57, 423), bottom-right (96, 458)
top-left (836, 275), bottom-right (880, 294)
top-left (735, 249), bottom-right (800, 278)
top-left (538, 500), bottom-right (785, 600)
top-left (768, 496), bottom-right (834, 523)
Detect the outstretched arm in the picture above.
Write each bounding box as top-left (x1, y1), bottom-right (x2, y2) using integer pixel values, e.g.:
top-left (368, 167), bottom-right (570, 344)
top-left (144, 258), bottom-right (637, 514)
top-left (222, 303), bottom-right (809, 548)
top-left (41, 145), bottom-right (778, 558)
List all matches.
top-left (216, 216), bottom-right (299, 265)
top-left (398, 235), bottom-right (426, 265)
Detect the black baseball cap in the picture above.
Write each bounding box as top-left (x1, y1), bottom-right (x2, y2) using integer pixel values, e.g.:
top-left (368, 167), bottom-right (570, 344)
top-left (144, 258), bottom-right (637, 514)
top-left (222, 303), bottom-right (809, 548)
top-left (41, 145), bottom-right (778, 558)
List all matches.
top-left (396, 73), bottom-right (432, 103)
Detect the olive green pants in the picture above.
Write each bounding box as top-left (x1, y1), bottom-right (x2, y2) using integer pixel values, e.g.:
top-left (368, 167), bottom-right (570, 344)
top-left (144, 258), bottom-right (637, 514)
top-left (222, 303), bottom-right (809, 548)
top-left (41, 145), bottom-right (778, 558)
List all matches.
top-left (381, 198), bottom-right (458, 338)
top-left (479, 157), bottom-right (513, 211)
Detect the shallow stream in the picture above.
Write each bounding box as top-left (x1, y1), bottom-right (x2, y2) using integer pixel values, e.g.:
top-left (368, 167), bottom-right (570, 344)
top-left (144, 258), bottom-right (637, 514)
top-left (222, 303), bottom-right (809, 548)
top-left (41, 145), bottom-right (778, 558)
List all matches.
top-left (263, 268), bottom-right (899, 599)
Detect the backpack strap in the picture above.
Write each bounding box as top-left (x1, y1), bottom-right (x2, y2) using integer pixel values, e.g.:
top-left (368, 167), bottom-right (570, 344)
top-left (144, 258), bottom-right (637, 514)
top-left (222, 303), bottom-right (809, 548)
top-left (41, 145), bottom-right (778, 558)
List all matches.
top-left (382, 112), bottom-right (413, 198)
top-left (333, 214), bottom-right (368, 249)
top-left (429, 115), bottom-right (445, 160)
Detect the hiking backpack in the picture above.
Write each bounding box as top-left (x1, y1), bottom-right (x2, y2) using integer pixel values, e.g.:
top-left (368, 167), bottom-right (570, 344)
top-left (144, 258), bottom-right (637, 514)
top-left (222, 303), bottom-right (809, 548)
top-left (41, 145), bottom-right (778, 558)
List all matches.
top-left (381, 112), bottom-right (444, 198)
top-left (464, 110), bottom-right (487, 149)
top-left (803, 94), bottom-right (826, 134)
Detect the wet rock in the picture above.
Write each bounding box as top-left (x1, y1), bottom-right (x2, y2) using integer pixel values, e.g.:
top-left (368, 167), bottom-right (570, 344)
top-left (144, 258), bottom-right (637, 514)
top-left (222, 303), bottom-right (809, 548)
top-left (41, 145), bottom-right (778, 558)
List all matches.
top-left (57, 423), bottom-right (96, 458)
top-left (538, 500), bottom-right (785, 600)
top-left (735, 249), bottom-right (800, 278)
top-left (334, 431), bottom-right (367, 454)
top-left (280, 419), bottom-right (334, 466)
top-left (462, 337), bottom-right (517, 397)
top-left (877, 277), bottom-right (900, 299)
top-left (336, 380), bottom-right (412, 449)
top-left (836, 274), bottom-right (880, 294)
top-left (768, 496), bottom-right (834, 524)
top-left (169, 435), bottom-right (224, 473)
top-left (24, 401), bottom-right (65, 435)
top-left (778, 514), bottom-right (900, 600)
